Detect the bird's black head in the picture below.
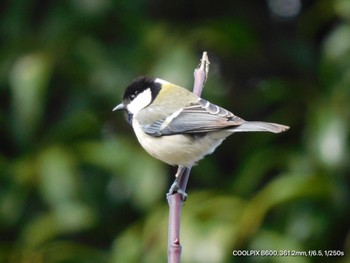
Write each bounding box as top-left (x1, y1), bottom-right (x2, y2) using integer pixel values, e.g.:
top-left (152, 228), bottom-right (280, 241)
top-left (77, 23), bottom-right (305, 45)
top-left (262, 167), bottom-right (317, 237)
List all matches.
top-left (112, 76), bottom-right (162, 123)
top-left (113, 77), bottom-right (162, 123)
top-left (123, 76), bottom-right (161, 106)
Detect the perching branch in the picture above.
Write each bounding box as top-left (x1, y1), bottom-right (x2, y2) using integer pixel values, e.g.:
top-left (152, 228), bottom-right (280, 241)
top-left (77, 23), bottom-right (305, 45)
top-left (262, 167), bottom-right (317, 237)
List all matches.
top-left (167, 52), bottom-right (210, 263)
top-left (193, 51), bottom-right (209, 97)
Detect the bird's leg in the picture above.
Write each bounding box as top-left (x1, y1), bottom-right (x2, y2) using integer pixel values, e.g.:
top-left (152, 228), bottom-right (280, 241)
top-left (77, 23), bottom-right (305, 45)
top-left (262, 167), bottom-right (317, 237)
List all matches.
top-left (167, 166), bottom-right (188, 201)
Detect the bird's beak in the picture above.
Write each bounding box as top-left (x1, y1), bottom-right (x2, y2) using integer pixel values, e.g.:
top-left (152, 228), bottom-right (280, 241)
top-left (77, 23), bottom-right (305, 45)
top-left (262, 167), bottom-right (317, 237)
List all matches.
top-left (112, 103), bottom-right (125, 111)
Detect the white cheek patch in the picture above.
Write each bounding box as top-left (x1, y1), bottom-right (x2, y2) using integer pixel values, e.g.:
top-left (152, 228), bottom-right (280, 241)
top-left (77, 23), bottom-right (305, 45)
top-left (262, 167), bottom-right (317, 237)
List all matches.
top-left (127, 88), bottom-right (152, 114)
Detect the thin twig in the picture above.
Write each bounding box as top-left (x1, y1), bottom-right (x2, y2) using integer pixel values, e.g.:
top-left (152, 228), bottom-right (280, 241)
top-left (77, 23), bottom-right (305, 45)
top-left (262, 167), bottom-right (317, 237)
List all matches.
top-left (193, 51), bottom-right (209, 97)
top-left (167, 52), bottom-right (210, 263)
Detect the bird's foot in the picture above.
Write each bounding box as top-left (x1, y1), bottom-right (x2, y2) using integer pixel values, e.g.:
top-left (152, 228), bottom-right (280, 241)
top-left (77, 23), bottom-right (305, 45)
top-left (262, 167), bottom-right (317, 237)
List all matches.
top-left (167, 181), bottom-right (188, 202)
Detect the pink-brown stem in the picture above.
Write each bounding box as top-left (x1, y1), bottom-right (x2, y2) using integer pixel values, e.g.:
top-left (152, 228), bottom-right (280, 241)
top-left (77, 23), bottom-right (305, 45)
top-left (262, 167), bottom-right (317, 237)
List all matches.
top-left (167, 52), bottom-right (210, 263)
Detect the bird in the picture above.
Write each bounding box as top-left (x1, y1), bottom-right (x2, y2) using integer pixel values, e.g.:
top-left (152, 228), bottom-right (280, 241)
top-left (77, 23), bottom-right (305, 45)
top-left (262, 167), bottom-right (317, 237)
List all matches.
top-left (113, 76), bottom-right (289, 198)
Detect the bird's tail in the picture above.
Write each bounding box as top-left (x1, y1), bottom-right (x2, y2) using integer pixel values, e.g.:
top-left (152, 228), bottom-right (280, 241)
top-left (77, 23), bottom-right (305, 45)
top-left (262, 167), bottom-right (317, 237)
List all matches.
top-left (231, 121), bottom-right (289, 133)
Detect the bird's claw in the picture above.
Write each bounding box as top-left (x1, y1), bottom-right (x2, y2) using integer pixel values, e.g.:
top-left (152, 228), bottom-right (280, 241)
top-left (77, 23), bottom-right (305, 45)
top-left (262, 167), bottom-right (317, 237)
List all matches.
top-left (167, 182), bottom-right (188, 202)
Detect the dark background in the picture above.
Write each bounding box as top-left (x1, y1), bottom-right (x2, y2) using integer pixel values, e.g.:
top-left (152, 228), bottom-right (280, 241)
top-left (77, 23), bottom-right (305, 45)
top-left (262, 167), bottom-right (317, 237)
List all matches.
top-left (1, 0), bottom-right (349, 262)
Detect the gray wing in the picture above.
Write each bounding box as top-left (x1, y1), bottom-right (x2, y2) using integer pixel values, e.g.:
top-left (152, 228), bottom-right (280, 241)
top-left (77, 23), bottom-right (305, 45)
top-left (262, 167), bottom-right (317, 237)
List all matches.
top-left (142, 98), bottom-right (244, 137)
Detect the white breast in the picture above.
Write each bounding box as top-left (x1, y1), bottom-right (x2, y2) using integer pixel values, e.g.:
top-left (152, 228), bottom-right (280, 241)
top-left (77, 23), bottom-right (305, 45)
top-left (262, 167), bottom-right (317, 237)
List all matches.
top-left (132, 118), bottom-right (227, 167)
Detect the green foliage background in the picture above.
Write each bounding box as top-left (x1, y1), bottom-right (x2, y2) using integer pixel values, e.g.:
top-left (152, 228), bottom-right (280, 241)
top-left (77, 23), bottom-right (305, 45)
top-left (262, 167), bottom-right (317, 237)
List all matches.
top-left (1, 0), bottom-right (349, 262)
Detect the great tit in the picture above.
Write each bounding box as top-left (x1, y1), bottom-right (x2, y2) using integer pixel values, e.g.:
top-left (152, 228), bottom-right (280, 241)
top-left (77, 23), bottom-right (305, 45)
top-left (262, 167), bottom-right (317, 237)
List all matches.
top-left (113, 76), bottom-right (289, 195)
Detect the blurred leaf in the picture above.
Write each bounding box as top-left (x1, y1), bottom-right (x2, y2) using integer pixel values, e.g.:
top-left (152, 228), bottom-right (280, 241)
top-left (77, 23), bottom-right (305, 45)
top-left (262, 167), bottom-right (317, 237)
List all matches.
top-left (20, 204), bottom-right (95, 249)
top-left (77, 138), bottom-right (167, 209)
top-left (37, 146), bottom-right (78, 206)
top-left (9, 52), bottom-right (53, 146)
top-left (335, 0), bottom-right (350, 21)
top-left (311, 107), bottom-right (348, 169)
top-left (323, 25), bottom-right (350, 70)
top-left (150, 44), bottom-right (196, 88)
top-left (234, 174), bottom-right (332, 248)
